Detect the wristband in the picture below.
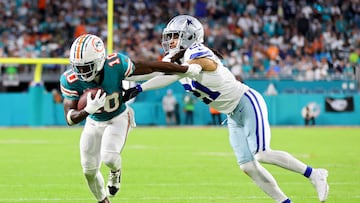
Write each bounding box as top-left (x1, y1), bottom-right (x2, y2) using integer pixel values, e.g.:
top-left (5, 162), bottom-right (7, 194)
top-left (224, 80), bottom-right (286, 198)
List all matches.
top-left (136, 84), bottom-right (143, 92)
top-left (66, 109), bottom-right (75, 125)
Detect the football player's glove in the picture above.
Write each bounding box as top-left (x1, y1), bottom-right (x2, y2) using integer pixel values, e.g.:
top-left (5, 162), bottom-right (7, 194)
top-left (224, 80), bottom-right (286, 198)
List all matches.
top-left (84, 89), bottom-right (106, 114)
top-left (122, 84), bottom-right (142, 102)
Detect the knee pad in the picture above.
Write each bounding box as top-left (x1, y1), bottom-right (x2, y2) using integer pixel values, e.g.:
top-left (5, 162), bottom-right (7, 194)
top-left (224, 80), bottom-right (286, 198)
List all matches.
top-left (83, 168), bottom-right (98, 180)
top-left (239, 161), bottom-right (257, 173)
top-left (101, 151), bottom-right (121, 170)
top-left (254, 151), bottom-right (268, 162)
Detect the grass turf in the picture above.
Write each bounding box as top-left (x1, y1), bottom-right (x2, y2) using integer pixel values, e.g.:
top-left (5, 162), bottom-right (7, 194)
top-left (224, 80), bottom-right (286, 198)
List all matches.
top-left (0, 126), bottom-right (359, 202)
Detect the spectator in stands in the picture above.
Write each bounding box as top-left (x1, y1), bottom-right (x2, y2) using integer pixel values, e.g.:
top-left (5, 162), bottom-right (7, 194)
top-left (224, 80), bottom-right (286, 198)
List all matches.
top-left (0, 0), bottom-right (359, 93)
top-left (302, 103), bottom-right (320, 126)
top-left (280, 55), bottom-right (295, 78)
top-left (315, 57), bottom-right (329, 80)
top-left (162, 89), bottom-right (178, 125)
top-left (266, 60), bottom-right (281, 79)
top-left (290, 30), bottom-right (305, 48)
top-left (2, 65), bottom-right (19, 87)
top-left (183, 93), bottom-right (195, 125)
top-left (349, 47), bottom-right (359, 66)
top-left (51, 88), bottom-right (62, 103)
top-left (304, 105), bottom-right (316, 126)
top-left (74, 19), bottom-right (87, 38)
top-left (174, 102), bottom-right (181, 125)
top-left (209, 107), bottom-right (221, 125)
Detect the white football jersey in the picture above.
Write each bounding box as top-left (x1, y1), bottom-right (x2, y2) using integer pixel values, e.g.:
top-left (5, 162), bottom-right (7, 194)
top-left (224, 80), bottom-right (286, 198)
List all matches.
top-left (177, 43), bottom-right (249, 114)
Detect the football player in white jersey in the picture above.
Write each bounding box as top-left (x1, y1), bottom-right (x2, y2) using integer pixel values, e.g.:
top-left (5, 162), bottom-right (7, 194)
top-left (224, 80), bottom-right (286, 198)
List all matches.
top-left (60, 34), bottom-right (201, 203)
top-left (123, 15), bottom-right (329, 203)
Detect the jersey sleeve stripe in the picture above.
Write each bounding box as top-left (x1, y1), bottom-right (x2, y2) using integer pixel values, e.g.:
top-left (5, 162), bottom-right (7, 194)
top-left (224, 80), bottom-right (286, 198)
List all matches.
top-left (189, 50), bottom-right (212, 60)
top-left (124, 58), bottom-right (134, 77)
top-left (60, 85), bottom-right (79, 97)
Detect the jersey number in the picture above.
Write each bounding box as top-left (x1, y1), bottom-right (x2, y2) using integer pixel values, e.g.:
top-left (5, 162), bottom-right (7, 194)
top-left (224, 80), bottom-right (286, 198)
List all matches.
top-left (184, 81), bottom-right (220, 104)
top-left (107, 53), bottom-right (121, 67)
top-left (65, 71), bottom-right (79, 83)
top-left (103, 92), bottom-right (120, 112)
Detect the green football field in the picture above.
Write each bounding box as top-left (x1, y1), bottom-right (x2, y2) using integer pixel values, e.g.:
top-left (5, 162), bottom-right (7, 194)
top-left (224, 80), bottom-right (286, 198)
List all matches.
top-left (0, 126), bottom-right (359, 203)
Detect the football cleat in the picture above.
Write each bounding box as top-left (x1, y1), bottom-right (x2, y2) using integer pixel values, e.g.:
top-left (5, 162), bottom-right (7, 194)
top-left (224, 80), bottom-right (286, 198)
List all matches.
top-left (310, 168), bottom-right (329, 202)
top-left (98, 197), bottom-right (111, 203)
top-left (107, 169), bottom-right (121, 197)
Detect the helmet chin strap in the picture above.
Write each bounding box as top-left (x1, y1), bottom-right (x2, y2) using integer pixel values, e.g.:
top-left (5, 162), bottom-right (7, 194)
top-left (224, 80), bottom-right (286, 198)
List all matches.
top-left (94, 75), bottom-right (100, 83)
top-left (169, 42), bottom-right (184, 55)
top-left (168, 48), bottom-right (179, 56)
top-left (94, 68), bottom-right (105, 84)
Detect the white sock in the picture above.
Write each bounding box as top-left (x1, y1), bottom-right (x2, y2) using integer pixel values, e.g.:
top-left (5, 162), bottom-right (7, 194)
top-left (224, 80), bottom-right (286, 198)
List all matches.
top-left (255, 150), bottom-right (308, 174)
top-left (84, 169), bottom-right (107, 201)
top-left (240, 161), bottom-right (289, 203)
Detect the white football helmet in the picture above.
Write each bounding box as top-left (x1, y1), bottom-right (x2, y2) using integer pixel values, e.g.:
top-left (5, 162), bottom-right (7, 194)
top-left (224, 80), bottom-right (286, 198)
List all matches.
top-left (162, 15), bottom-right (204, 54)
top-left (69, 34), bottom-right (106, 81)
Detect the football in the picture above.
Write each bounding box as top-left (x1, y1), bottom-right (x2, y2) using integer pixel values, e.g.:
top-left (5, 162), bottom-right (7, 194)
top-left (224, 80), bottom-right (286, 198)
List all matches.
top-left (77, 88), bottom-right (105, 110)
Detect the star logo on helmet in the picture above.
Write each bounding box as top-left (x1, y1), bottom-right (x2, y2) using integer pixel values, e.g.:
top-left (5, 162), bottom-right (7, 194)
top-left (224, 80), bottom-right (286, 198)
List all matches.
top-left (186, 19), bottom-right (193, 26)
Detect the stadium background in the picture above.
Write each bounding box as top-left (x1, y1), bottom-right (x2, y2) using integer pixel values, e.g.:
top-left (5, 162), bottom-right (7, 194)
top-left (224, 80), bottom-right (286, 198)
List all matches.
top-left (0, 0), bottom-right (359, 126)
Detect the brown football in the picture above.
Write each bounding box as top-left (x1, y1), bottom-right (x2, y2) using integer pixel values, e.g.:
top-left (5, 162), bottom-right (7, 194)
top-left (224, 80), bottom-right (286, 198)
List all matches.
top-left (77, 88), bottom-right (105, 110)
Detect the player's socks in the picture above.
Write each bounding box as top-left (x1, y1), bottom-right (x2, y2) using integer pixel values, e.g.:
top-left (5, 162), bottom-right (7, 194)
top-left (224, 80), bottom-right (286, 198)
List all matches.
top-left (303, 166), bottom-right (313, 178)
top-left (84, 169), bottom-right (107, 202)
top-left (98, 197), bottom-right (111, 203)
top-left (255, 150), bottom-right (308, 174)
top-left (107, 169), bottom-right (121, 197)
top-left (282, 199), bottom-right (291, 203)
top-left (240, 161), bottom-right (289, 203)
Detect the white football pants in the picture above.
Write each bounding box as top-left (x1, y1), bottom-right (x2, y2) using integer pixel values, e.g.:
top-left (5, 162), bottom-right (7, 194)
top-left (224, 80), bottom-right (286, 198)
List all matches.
top-left (80, 106), bottom-right (135, 201)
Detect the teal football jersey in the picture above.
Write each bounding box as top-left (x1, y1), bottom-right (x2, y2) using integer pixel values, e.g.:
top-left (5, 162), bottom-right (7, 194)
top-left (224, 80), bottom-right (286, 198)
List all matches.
top-left (60, 53), bottom-right (135, 121)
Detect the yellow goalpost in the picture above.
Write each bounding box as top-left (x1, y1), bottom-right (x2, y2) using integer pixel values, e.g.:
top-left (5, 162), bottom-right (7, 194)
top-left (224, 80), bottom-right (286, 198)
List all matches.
top-left (0, 58), bottom-right (68, 83)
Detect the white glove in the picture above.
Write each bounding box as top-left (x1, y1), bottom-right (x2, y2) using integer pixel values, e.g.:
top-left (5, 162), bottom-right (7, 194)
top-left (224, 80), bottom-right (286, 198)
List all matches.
top-left (185, 64), bottom-right (202, 78)
top-left (84, 89), bottom-right (106, 114)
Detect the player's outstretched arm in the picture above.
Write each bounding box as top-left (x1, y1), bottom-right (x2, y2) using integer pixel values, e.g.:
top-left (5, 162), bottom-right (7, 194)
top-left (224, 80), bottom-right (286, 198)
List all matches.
top-left (132, 61), bottom-right (201, 77)
top-left (125, 72), bottom-right (164, 81)
top-left (122, 74), bottom-right (181, 102)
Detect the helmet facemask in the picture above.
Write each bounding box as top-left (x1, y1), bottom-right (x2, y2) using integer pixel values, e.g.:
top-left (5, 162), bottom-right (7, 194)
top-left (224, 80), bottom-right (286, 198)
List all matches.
top-left (72, 58), bottom-right (104, 82)
top-left (162, 15), bottom-right (204, 55)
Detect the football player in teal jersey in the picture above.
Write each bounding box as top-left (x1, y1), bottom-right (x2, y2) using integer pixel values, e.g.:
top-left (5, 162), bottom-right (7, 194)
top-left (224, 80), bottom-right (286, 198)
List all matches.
top-left (59, 34), bottom-right (201, 203)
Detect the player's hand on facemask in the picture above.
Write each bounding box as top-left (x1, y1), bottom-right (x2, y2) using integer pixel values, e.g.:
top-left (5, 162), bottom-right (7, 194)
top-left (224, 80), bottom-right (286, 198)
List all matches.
top-left (122, 84), bottom-right (142, 102)
top-left (84, 89), bottom-right (106, 114)
top-left (185, 64), bottom-right (202, 78)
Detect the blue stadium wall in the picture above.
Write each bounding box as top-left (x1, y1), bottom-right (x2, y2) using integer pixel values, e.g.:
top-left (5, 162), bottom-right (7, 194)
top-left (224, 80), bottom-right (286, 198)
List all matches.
top-left (1, 80), bottom-right (359, 126)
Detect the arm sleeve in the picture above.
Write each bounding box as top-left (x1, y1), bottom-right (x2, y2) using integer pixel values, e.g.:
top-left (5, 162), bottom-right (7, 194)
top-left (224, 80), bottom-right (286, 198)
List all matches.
top-left (125, 72), bottom-right (164, 81)
top-left (132, 61), bottom-right (188, 75)
top-left (141, 74), bottom-right (182, 91)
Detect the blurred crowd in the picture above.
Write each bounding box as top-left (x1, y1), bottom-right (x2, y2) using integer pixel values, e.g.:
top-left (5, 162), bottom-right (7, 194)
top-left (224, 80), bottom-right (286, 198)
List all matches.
top-left (0, 0), bottom-right (359, 82)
